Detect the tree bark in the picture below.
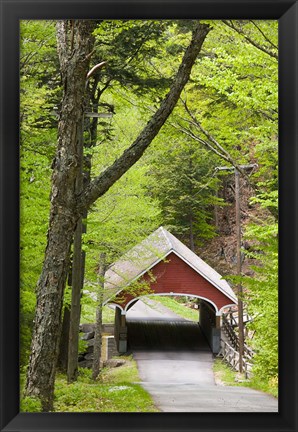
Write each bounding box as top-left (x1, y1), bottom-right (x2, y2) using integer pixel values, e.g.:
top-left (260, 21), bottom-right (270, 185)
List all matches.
top-left (25, 20), bottom-right (96, 411)
top-left (92, 253), bottom-right (106, 380)
top-left (25, 21), bottom-right (210, 411)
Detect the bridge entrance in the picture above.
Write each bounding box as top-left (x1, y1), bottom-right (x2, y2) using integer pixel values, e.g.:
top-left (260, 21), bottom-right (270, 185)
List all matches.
top-left (103, 227), bottom-right (237, 354)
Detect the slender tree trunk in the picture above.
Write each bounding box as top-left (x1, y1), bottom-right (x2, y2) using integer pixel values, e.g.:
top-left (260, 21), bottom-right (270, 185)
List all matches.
top-left (67, 220), bottom-right (83, 382)
top-left (67, 77), bottom-right (101, 382)
top-left (92, 253), bottom-right (106, 380)
top-left (25, 20), bottom-right (96, 411)
top-left (57, 306), bottom-right (70, 372)
top-left (189, 216), bottom-right (195, 252)
top-left (67, 115), bottom-right (84, 383)
top-left (214, 189), bottom-right (219, 230)
top-left (25, 21), bottom-right (210, 411)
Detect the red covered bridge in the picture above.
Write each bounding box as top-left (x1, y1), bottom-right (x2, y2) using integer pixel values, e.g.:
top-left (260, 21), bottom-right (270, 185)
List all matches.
top-left (103, 227), bottom-right (237, 353)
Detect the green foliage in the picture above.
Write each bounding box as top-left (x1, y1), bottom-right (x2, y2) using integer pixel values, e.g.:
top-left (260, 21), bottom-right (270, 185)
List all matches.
top-left (100, 355), bottom-right (140, 383)
top-left (21, 357), bottom-right (158, 412)
top-left (20, 21), bottom-right (59, 159)
top-left (147, 130), bottom-right (222, 249)
top-left (52, 359), bottom-right (158, 412)
top-left (213, 359), bottom-right (278, 397)
top-left (20, 396), bottom-right (42, 413)
top-left (92, 20), bottom-right (172, 96)
top-left (243, 221), bottom-right (278, 382)
top-left (78, 339), bottom-right (88, 355)
top-left (20, 151), bottom-right (51, 365)
top-left (20, 21), bottom-right (59, 366)
top-left (177, 19), bottom-right (278, 189)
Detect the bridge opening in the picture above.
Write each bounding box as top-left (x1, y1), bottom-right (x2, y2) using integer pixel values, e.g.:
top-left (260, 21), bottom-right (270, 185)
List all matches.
top-left (112, 294), bottom-right (220, 354)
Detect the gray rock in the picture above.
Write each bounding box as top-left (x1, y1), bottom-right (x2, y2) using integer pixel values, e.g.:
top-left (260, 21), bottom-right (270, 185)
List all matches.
top-left (85, 353), bottom-right (94, 361)
top-left (105, 359), bottom-right (126, 368)
top-left (87, 338), bottom-right (95, 347)
top-left (81, 331), bottom-right (95, 340)
top-left (78, 359), bottom-right (93, 368)
top-left (80, 323), bottom-right (96, 333)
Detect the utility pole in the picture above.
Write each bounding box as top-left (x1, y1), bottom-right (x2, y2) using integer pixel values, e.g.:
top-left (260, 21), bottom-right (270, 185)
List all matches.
top-left (234, 168), bottom-right (244, 373)
top-left (216, 163), bottom-right (256, 373)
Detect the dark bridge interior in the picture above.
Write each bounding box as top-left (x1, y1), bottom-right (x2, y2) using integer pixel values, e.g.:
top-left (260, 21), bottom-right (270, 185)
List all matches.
top-left (126, 319), bottom-right (211, 352)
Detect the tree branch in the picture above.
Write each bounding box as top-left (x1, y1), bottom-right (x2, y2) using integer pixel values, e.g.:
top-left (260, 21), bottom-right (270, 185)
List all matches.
top-left (178, 100), bottom-right (254, 185)
top-left (78, 22), bottom-right (211, 213)
top-left (249, 20), bottom-right (278, 50)
top-left (223, 20), bottom-right (278, 60)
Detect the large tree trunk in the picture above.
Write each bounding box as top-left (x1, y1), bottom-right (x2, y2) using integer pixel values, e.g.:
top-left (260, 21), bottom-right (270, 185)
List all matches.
top-left (25, 21), bottom-right (210, 412)
top-left (25, 20), bottom-right (96, 411)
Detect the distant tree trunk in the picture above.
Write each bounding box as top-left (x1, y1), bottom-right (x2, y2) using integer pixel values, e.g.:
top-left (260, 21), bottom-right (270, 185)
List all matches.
top-left (67, 115), bottom-right (84, 383)
top-left (214, 189), bottom-right (219, 231)
top-left (57, 306), bottom-right (70, 372)
top-left (25, 21), bottom-right (211, 411)
top-left (189, 216), bottom-right (195, 252)
top-left (92, 253), bottom-right (106, 380)
top-left (67, 222), bottom-right (83, 382)
top-left (25, 20), bottom-right (96, 411)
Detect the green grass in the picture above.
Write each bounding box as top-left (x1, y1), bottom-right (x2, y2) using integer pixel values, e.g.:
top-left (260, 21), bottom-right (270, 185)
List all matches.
top-left (21, 356), bottom-right (158, 413)
top-left (100, 356), bottom-right (140, 384)
top-left (213, 358), bottom-right (278, 398)
top-left (81, 303), bottom-right (115, 324)
top-left (147, 295), bottom-right (199, 322)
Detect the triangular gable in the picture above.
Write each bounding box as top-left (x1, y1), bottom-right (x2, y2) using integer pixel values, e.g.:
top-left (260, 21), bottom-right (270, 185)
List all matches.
top-left (103, 227), bottom-right (237, 305)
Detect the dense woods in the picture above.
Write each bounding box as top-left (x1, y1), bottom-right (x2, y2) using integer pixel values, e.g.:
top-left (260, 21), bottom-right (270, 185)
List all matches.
top-left (20, 19), bottom-right (278, 411)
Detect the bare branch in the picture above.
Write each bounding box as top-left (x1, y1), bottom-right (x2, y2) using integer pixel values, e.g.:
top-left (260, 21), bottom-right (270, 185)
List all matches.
top-left (223, 20), bottom-right (278, 60)
top-left (86, 61), bottom-right (108, 80)
top-left (178, 100), bottom-right (254, 185)
top-left (249, 20), bottom-right (278, 50)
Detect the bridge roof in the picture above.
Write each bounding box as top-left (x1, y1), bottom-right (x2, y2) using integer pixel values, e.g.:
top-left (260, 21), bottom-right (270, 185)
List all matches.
top-left (103, 226), bottom-right (237, 305)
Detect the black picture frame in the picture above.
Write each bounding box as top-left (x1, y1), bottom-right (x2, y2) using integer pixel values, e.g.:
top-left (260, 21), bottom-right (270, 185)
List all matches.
top-left (0, 1), bottom-right (297, 431)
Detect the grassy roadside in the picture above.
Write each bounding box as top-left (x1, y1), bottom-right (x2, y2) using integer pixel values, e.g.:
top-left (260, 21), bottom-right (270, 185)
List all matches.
top-left (213, 358), bottom-right (278, 398)
top-left (147, 295), bottom-right (199, 321)
top-left (21, 356), bottom-right (159, 413)
top-left (81, 302), bottom-right (115, 323)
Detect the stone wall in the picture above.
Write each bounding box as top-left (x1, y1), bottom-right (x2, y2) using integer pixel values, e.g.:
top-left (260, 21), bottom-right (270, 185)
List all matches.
top-left (78, 323), bottom-right (118, 368)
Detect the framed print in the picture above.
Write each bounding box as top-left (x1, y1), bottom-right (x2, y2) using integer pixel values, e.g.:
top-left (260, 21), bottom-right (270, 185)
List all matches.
top-left (0, 0), bottom-right (297, 431)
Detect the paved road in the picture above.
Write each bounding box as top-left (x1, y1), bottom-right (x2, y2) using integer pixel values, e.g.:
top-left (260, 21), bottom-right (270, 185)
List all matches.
top-left (126, 299), bottom-right (278, 413)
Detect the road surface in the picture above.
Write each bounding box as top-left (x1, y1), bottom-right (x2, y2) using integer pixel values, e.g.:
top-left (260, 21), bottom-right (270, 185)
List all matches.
top-left (126, 298), bottom-right (278, 413)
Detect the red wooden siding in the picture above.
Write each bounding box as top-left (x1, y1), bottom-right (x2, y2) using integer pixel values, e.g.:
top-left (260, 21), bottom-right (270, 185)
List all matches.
top-left (111, 252), bottom-right (235, 312)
